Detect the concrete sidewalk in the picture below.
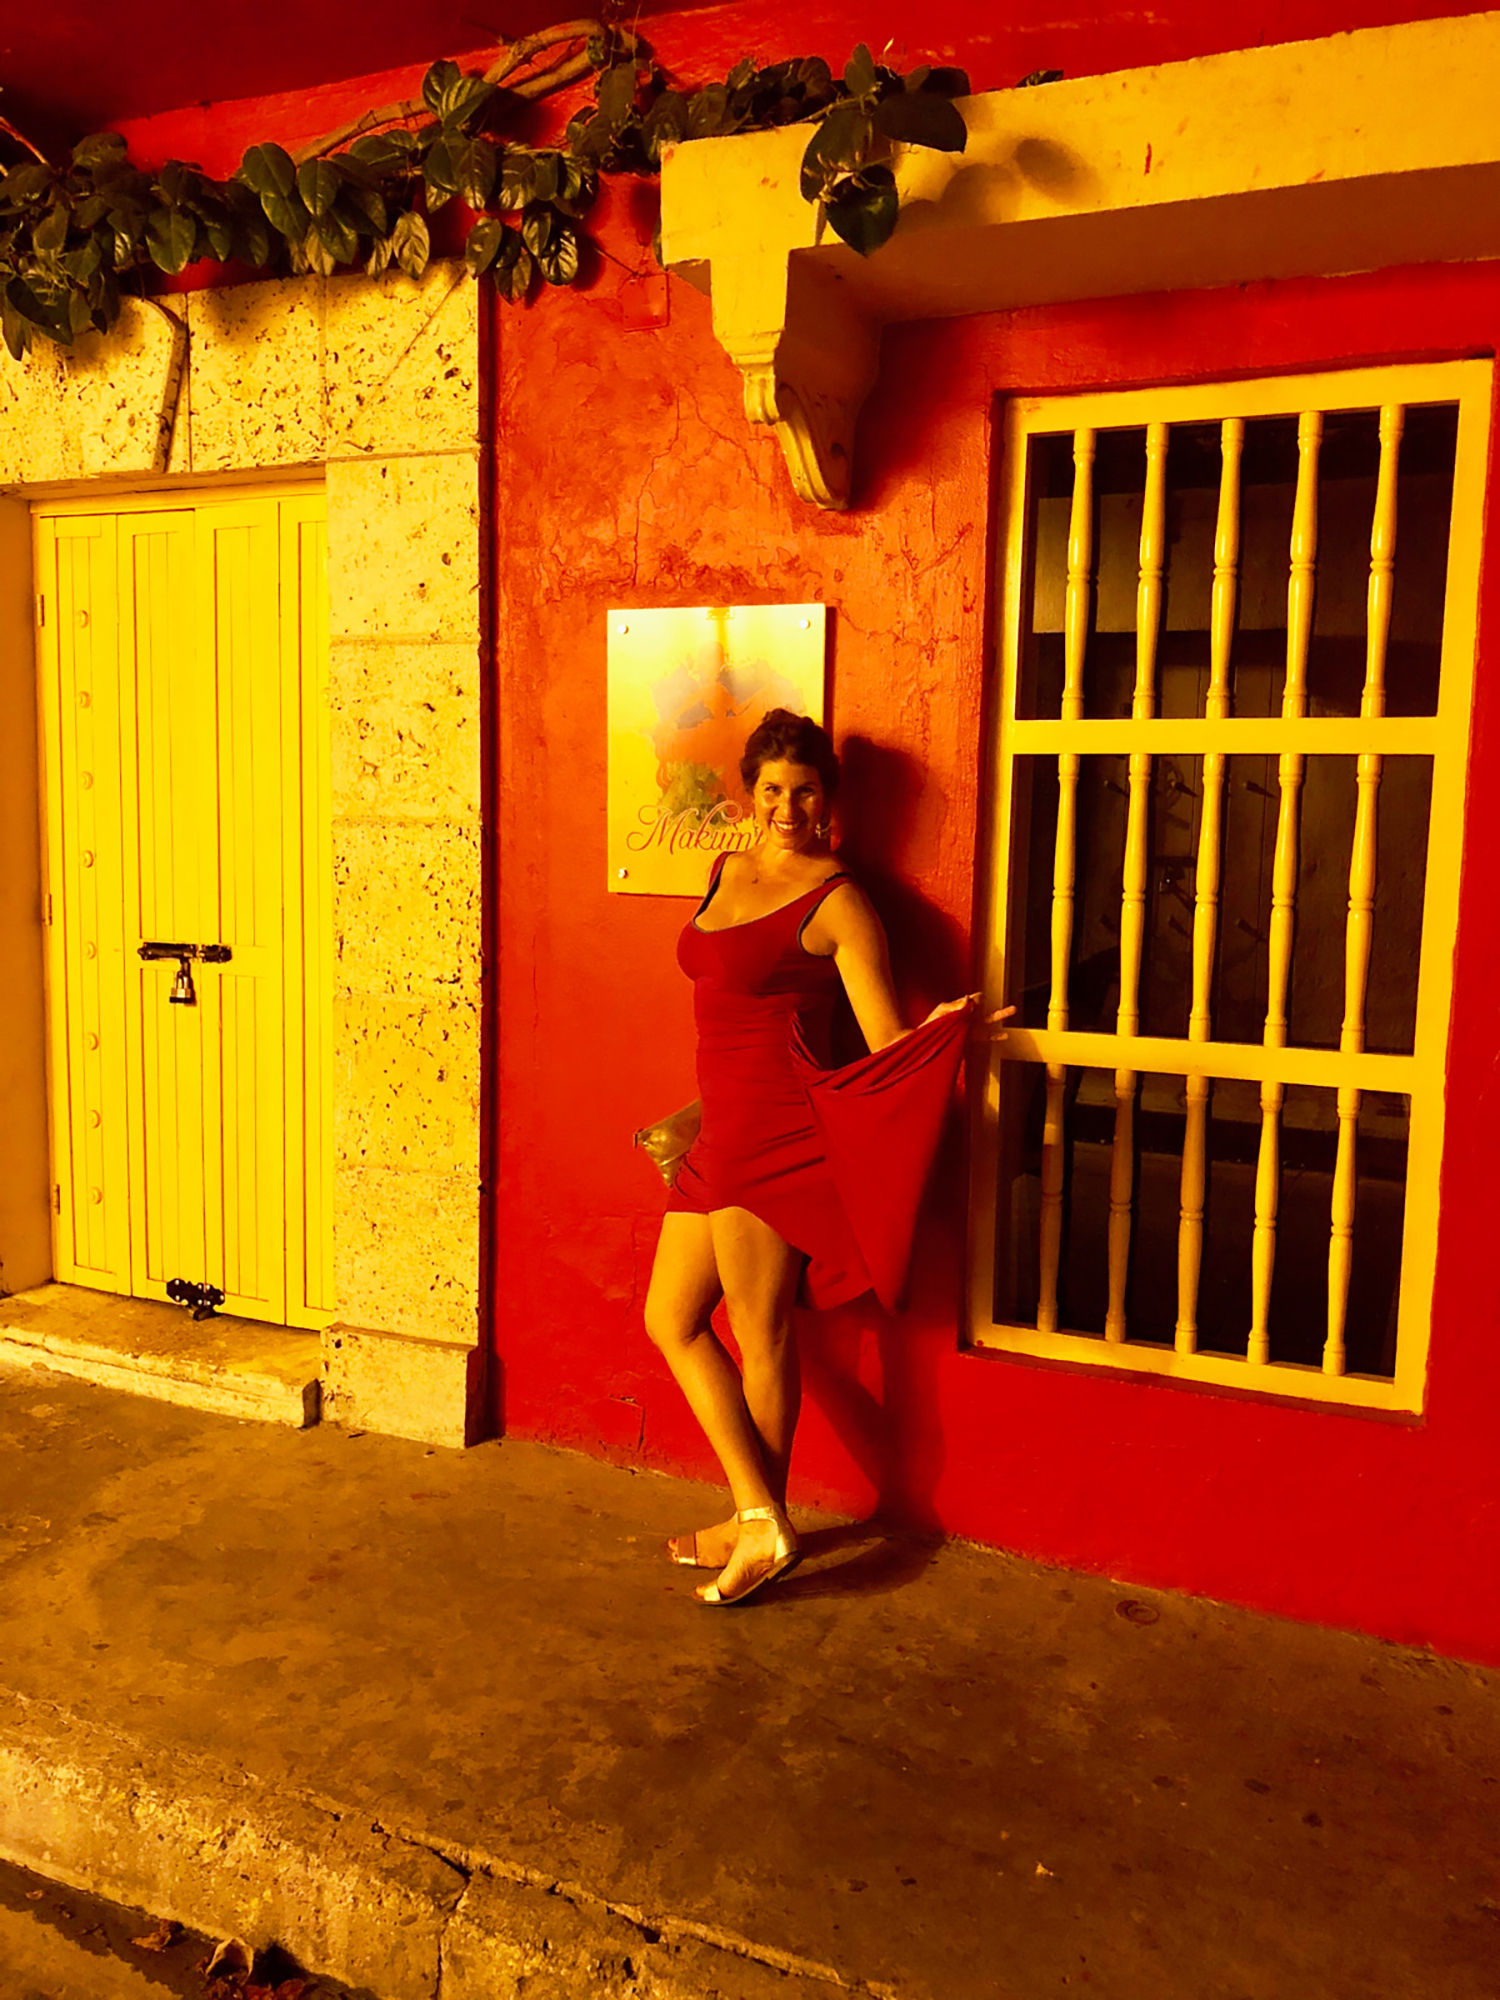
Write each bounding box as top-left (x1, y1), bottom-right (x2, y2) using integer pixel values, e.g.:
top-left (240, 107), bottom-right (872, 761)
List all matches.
top-left (1, 1353), bottom-right (1497, 2000)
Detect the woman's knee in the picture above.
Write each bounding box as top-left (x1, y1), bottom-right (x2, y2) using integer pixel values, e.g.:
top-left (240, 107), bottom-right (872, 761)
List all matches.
top-left (725, 1306), bottom-right (796, 1364)
top-left (643, 1299), bottom-right (705, 1354)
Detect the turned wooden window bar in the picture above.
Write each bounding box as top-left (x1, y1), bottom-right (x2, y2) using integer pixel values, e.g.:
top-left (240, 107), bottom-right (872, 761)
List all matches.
top-left (971, 364), bottom-right (1492, 1413)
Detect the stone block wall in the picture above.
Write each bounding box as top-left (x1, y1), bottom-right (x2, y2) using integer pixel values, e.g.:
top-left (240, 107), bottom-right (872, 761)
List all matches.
top-left (0, 267), bottom-right (486, 1448)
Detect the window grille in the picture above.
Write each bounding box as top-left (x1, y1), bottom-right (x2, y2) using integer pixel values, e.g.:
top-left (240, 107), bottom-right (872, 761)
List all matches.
top-left (970, 364), bottom-right (1491, 1411)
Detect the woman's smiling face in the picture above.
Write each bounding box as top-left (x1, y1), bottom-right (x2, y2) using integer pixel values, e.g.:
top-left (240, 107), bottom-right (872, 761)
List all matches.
top-left (751, 758), bottom-right (827, 853)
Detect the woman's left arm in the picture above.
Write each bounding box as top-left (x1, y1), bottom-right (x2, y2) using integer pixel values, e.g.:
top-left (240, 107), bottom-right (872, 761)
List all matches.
top-left (813, 882), bottom-right (1014, 1051)
top-left (812, 884), bottom-right (979, 1052)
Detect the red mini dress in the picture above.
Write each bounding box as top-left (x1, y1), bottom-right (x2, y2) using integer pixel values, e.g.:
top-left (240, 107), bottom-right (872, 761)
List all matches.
top-left (665, 855), bottom-right (969, 1312)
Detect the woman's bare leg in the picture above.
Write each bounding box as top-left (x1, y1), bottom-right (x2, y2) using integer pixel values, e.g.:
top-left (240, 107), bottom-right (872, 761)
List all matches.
top-left (694, 1206), bottom-right (804, 1601)
top-left (644, 1213), bottom-right (777, 1521)
top-left (712, 1207), bottom-right (803, 1504)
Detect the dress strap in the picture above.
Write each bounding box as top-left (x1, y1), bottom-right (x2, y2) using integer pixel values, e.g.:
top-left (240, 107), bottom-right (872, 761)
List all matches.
top-left (796, 870), bottom-right (854, 950)
top-left (694, 849), bottom-right (731, 920)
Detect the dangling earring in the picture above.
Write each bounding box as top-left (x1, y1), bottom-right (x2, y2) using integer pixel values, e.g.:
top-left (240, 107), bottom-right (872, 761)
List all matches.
top-left (815, 820), bottom-right (832, 838)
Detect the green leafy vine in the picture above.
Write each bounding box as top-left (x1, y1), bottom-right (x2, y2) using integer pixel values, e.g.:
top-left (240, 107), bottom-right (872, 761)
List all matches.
top-left (0, 23), bottom-right (1056, 362)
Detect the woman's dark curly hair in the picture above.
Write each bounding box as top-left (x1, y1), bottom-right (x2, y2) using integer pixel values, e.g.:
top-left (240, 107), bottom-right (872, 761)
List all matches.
top-left (740, 708), bottom-right (839, 797)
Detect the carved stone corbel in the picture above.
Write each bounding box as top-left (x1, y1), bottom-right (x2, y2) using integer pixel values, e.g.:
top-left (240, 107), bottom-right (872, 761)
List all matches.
top-left (722, 261), bottom-right (882, 511)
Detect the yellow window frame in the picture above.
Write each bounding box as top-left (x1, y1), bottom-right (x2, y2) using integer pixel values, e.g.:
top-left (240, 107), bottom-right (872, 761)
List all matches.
top-left (969, 361), bottom-right (1493, 1414)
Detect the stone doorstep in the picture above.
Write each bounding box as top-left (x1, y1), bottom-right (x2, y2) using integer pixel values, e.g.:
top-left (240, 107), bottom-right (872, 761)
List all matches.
top-left (0, 1285), bottom-right (320, 1429)
top-left (0, 1694), bottom-right (859, 2000)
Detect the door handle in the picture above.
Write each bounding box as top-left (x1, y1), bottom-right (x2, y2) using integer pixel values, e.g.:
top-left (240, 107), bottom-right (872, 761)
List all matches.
top-left (138, 941), bottom-right (233, 1008)
top-left (138, 942), bottom-right (232, 963)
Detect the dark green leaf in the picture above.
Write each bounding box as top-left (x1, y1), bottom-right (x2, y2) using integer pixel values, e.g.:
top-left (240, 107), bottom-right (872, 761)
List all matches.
top-left (823, 164), bottom-right (899, 256)
top-left (0, 162), bottom-right (54, 204)
top-left (204, 215), bottom-right (234, 260)
top-left (338, 181), bottom-right (388, 234)
top-left (260, 189), bottom-right (309, 240)
top-left (422, 60), bottom-right (462, 115)
top-left (642, 91), bottom-right (689, 165)
top-left (795, 56), bottom-right (834, 96)
top-left (308, 209), bottom-right (358, 271)
top-left (921, 65), bottom-right (972, 95)
top-left (296, 159), bottom-right (343, 216)
top-left (799, 103), bottom-right (875, 200)
top-left (498, 151), bottom-right (536, 210)
top-left (365, 233), bottom-right (394, 278)
top-left (551, 156), bottom-right (597, 219)
top-left (145, 204), bottom-right (197, 273)
top-left (32, 202), bottom-right (70, 255)
top-left (391, 207), bottom-right (430, 279)
top-left (454, 136), bottom-right (497, 209)
top-left (535, 217), bottom-right (579, 286)
top-left (110, 216), bottom-right (142, 268)
top-left (530, 153), bottom-right (559, 203)
top-left (302, 226), bottom-right (335, 277)
top-left (68, 287), bottom-right (94, 336)
top-left (240, 142), bottom-right (296, 198)
top-left (726, 57), bottom-right (757, 90)
top-left (439, 73), bottom-right (495, 128)
top-left (567, 112), bottom-right (615, 165)
top-left (90, 267), bottom-right (121, 332)
top-left (423, 135), bottom-right (460, 207)
top-left (686, 83), bottom-right (731, 138)
top-left (90, 160), bottom-right (151, 200)
top-left (7, 273), bottom-right (54, 330)
top-left (520, 202), bottom-right (553, 256)
top-left (595, 60), bottom-right (638, 131)
top-left (493, 239), bottom-right (533, 304)
top-left (156, 160), bottom-right (192, 203)
top-left (71, 132), bottom-right (128, 168)
top-left (843, 43), bottom-right (877, 98)
top-left (234, 211), bottom-right (272, 266)
top-left (1, 294), bottom-right (30, 361)
top-left (60, 238), bottom-right (103, 282)
top-left (1016, 69), bottom-right (1063, 88)
top-left (873, 91), bottom-right (967, 151)
top-left (463, 214), bottom-right (506, 275)
top-left (73, 194), bottom-right (109, 229)
top-left (349, 131), bottom-right (417, 173)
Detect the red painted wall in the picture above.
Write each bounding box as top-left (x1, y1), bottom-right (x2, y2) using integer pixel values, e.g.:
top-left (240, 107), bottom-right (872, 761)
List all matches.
top-left (491, 247), bottom-right (1500, 1670)
top-left (114, 2), bottom-right (1500, 1666)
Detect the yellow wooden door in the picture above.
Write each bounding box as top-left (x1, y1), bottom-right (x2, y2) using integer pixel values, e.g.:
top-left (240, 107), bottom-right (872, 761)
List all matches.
top-left (36, 489), bottom-right (331, 1330)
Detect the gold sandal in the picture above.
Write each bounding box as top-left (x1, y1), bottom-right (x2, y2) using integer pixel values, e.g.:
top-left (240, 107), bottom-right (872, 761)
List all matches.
top-left (666, 1530), bottom-right (711, 1568)
top-left (698, 1505), bottom-right (802, 1606)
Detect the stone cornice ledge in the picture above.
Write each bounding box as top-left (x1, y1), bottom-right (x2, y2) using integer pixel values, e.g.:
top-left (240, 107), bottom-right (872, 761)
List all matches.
top-left (661, 9), bottom-right (1500, 508)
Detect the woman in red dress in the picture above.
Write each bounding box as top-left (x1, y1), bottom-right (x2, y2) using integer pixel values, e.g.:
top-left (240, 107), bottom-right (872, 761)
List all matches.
top-left (644, 710), bottom-right (1004, 1606)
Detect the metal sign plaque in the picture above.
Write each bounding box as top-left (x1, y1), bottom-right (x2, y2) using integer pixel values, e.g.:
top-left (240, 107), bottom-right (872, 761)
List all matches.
top-left (606, 604), bottom-right (827, 896)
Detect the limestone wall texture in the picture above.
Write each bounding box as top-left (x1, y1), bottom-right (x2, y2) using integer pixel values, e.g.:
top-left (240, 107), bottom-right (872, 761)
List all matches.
top-left (0, 266), bottom-right (485, 1448)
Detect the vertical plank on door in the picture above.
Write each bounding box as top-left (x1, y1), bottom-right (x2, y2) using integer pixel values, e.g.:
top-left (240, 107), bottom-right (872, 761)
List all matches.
top-left (281, 499), bottom-right (333, 1325)
top-left (119, 513), bottom-right (204, 1299)
top-left (37, 516), bottom-right (131, 1287)
top-left (202, 502), bottom-right (288, 1324)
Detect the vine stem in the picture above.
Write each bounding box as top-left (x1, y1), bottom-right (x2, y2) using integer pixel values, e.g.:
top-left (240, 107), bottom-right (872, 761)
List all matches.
top-left (293, 19), bottom-right (635, 164)
top-left (0, 115), bottom-right (51, 165)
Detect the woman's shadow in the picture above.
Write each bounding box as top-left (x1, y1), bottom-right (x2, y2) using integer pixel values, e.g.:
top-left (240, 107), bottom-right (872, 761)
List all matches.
top-left (770, 733), bottom-right (975, 1600)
